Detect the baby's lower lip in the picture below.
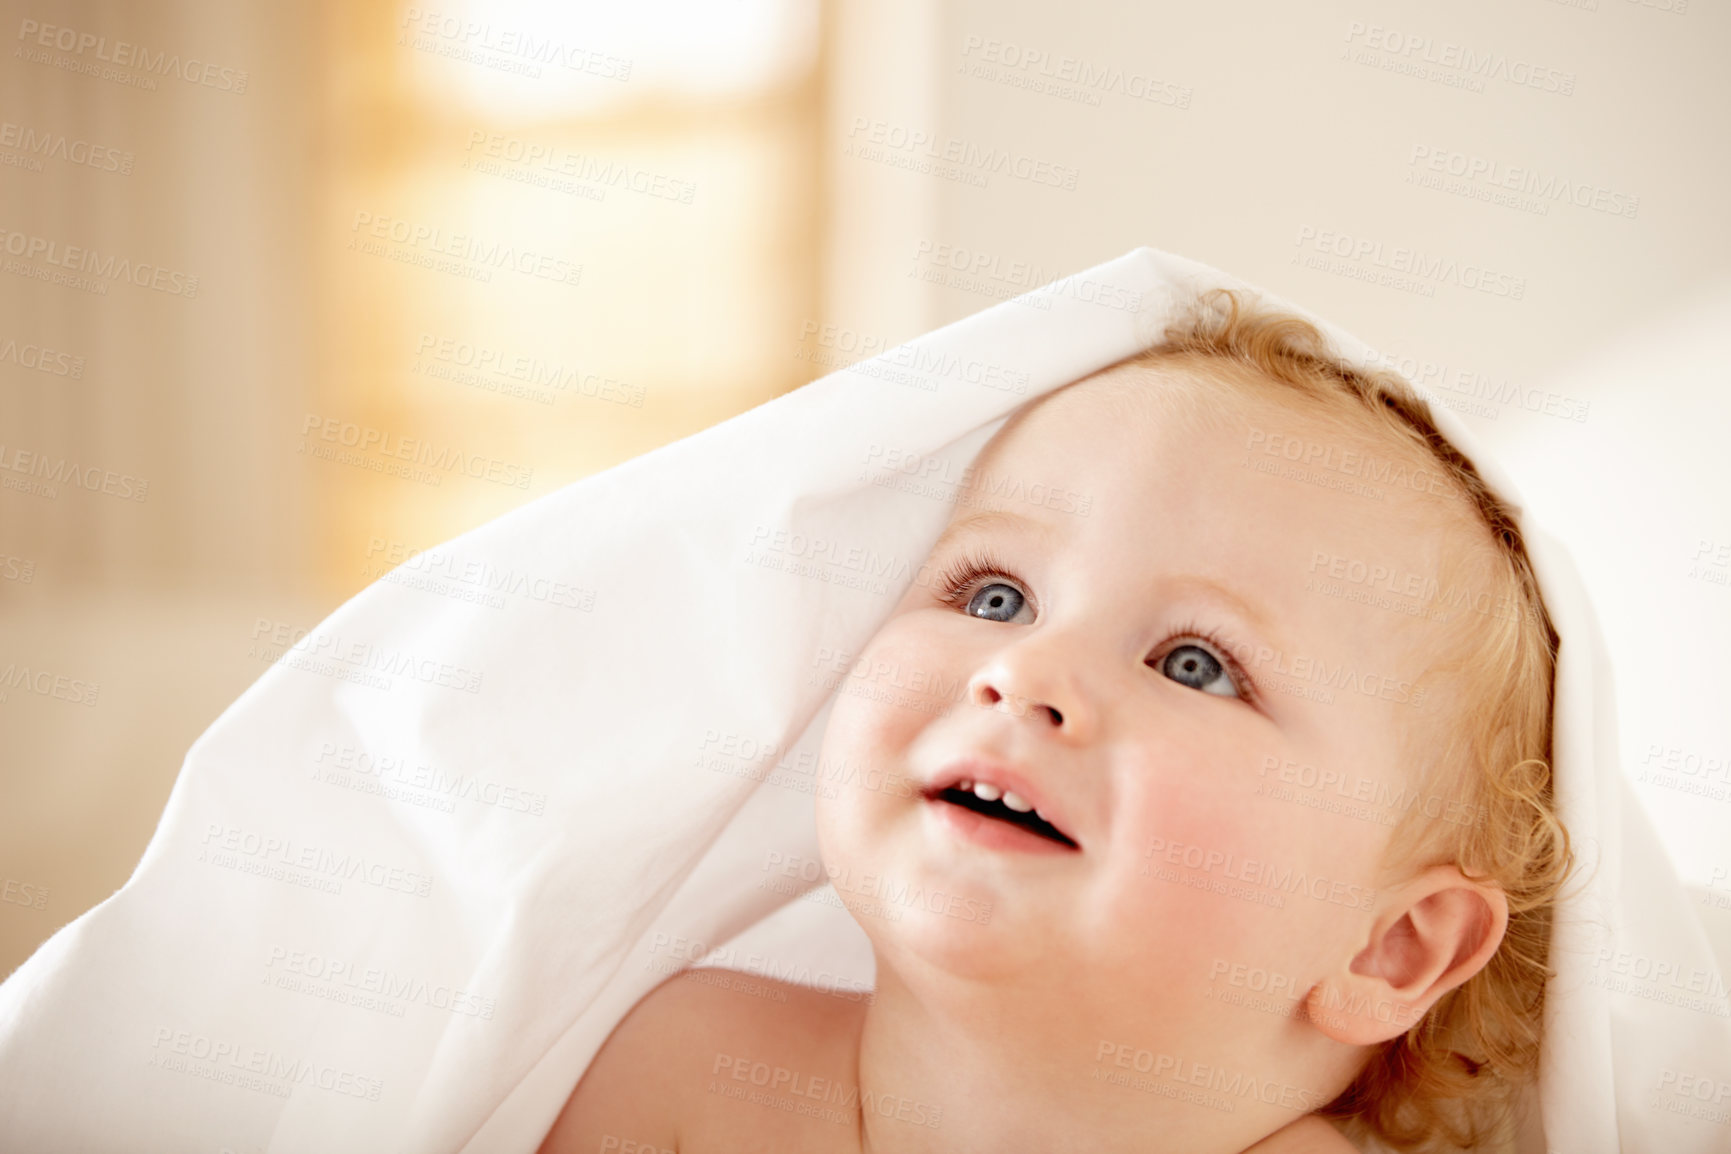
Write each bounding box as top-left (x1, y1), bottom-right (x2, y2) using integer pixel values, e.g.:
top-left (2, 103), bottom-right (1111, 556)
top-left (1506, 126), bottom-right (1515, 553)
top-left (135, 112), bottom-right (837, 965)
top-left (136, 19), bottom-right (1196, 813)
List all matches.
top-left (926, 795), bottom-right (1078, 856)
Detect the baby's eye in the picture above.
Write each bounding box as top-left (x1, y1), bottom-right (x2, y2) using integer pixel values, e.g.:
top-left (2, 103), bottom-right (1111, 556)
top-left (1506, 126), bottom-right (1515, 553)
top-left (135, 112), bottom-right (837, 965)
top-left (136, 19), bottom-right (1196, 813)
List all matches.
top-left (1158, 644), bottom-right (1240, 699)
top-left (964, 581), bottom-right (1032, 624)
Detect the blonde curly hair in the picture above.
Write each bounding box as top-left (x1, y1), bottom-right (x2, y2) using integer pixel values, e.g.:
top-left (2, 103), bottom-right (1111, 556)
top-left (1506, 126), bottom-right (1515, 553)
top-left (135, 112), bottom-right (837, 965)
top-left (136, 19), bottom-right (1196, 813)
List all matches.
top-left (1121, 287), bottom-right (1574, 1152)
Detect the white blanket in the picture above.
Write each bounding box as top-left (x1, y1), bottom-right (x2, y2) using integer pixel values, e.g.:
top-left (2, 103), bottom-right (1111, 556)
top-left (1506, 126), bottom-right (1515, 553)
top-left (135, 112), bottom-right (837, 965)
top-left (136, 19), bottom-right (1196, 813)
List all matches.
top-left (1, 247), bottom-right (1726, 1153)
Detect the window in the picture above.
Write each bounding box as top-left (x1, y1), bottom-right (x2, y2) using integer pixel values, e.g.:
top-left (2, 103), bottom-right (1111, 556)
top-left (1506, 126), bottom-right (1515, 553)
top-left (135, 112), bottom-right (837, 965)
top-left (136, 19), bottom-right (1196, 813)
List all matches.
top-left (315, 0), bottom-right (822, 595)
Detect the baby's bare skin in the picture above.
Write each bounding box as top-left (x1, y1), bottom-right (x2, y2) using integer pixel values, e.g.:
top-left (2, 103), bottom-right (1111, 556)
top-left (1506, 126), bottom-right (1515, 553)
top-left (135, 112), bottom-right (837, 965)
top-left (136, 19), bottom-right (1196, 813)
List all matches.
top-left (538, 970), bottom-right (1358, 1154)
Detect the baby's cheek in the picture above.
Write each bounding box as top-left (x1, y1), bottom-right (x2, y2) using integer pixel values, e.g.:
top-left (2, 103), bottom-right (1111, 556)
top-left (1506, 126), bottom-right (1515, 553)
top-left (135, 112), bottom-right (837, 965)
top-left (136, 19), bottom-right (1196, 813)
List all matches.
top-left (813, 633), bottom-right (933, 845)
top-left (841, 620), bottom-right (960, 746)
top-left (812, 694), bottom-right (885, 842)
top-left (1111, 788), bottom-right (1331, 964)
top-left (1137, 796), bottom-right (1391, 1001)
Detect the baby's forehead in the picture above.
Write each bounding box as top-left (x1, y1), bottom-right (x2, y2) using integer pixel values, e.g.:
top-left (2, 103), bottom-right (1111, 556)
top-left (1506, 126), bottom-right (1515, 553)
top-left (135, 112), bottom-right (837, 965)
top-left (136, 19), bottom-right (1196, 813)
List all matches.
top-left (957, 352), bottom-right (1503, 650)
top-left (976, 356), bottom-right (1340, 468)
top-left (976, 356), bottom-right (1455, 515)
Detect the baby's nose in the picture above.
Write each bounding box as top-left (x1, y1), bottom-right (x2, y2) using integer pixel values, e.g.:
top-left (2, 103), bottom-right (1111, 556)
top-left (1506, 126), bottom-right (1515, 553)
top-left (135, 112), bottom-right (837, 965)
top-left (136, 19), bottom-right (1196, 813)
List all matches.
top-left (966, 634), bottom-right (1096, 739)
top-left (973, 680), bottom-right (1064, 726)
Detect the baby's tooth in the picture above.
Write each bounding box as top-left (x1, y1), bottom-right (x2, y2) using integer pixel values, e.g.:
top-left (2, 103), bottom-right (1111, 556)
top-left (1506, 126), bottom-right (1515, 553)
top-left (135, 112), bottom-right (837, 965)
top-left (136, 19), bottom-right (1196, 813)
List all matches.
top-left (1001, 790), bottom-right (1033, 813)
top-left (957, 779), bottom-right (973, 791)
top-left (972, 782), bottom-right (1002, 802)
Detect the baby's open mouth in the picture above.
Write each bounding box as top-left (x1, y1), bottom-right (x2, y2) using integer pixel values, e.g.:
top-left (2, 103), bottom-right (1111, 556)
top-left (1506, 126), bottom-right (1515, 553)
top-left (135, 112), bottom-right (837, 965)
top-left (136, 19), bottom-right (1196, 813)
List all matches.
top-left (924, 781), bottom-right (1080, 849)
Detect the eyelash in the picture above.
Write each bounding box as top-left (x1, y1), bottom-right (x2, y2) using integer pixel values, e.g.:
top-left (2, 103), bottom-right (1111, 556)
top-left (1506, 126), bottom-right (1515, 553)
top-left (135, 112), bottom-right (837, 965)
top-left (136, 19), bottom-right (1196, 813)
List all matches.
top-left (933, 549), bottom-right (1261, 705)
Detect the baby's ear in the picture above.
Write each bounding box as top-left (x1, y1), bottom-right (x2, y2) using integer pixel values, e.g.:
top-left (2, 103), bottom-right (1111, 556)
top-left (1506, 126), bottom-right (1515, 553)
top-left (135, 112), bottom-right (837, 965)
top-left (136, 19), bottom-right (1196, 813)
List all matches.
top-left (1305, 864), bottom-right (1509, 1047)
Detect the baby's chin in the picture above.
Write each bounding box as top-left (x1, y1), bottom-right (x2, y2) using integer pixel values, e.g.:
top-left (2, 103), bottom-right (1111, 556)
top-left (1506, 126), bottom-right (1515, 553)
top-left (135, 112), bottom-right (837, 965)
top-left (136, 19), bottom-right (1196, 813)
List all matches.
top-left (816, 814), bottom-right (1084, 992)
top-left (836, 866), bottom-right (1221, 1054)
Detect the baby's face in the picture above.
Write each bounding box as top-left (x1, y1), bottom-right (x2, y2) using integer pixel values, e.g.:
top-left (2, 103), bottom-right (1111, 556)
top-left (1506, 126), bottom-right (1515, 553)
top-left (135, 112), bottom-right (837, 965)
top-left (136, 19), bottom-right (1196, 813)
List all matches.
top-left (815, 360), bottom-right (1478, 1067)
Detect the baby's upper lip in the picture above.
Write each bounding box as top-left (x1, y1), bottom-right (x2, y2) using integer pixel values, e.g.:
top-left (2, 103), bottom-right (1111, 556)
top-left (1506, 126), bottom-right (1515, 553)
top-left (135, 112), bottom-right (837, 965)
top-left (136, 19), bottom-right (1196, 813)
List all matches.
top-left (922, 755), bottom-right (1081, 849)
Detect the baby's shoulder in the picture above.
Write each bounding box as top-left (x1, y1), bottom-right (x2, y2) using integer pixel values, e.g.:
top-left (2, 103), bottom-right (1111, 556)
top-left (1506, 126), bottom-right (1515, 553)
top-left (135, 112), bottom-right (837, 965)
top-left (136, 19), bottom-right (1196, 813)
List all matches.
top-left (661, 969), bottom-right (868, 1152)
top-left (538, 968), bottom-right (867, 1154)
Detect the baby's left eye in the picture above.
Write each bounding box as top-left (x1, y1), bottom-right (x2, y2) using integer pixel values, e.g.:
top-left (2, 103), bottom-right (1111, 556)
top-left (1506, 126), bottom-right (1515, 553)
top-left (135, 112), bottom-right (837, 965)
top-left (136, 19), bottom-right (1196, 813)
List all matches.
top-left (1157, 644), bottom-right (1240, 699)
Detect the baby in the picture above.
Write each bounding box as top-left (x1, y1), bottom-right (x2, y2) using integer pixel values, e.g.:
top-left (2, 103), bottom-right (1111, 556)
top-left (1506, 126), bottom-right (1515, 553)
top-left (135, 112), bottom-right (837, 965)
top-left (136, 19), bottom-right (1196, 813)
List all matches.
top-left (540, 289), bottom-right (1572, 1154)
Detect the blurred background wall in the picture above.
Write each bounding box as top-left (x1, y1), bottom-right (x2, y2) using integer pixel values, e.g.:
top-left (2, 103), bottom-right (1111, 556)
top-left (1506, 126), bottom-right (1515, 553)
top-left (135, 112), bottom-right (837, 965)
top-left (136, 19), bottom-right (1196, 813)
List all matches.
top-left (2, 0), bottom-right (1727, 979)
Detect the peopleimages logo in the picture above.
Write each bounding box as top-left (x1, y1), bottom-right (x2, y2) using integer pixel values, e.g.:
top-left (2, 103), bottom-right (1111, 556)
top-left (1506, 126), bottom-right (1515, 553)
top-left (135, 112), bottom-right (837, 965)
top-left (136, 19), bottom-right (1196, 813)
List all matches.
top-left (398, 8), bottom-right (632, 80)
top-left (1342, 21), bottom-right (1575, 95)
top-left (0, 442), bottom-right (149, 501)
top-left (149, 1026), bottom-right (383, 1101)
top-left (250, 616), bottom-right (486, 695)
top-left (413, 334), bottom-right (645, 408)
top-left (199, 823), bottom-right (436, 898)
top-left (1093, 1040), bottom-right (1328, 1112)
top-left (464, 131), bottom-right (695, 204)
top-left (845, 117), bottom-right (1080, 191)
top-left (1141, 836), bottom-right (1378, 912)
top-left (15, 19), bottom-right (249, 92)
top-left (1407, 145), bottom-right (1639, 220)
top-left (0, 334), bottom-right (85, 378)
top-left (0, 120), bottom-right (133, 174)
top-left (957, 35), bottom-right (1193, 110)
top-left (264, 944), bottom-right (496, 1019)
top-left (300, 413), bottom-right (534, 490)
top-left (0, 662), bottom-right (100, 707)
top-left (0, 225), bottom-right (199, 297)
top-left (1293, 226), bottom-right (1525, 300)
top-left (348, 211), bottom-right (583, 288)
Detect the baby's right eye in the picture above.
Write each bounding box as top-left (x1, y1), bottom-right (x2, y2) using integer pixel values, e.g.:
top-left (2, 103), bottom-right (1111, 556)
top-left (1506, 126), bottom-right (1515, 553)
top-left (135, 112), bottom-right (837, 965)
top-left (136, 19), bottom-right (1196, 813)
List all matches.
top-left (964, 581), bottom-right (1030, 623)
top-left (935, 551), bottom-right (1038, 624)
